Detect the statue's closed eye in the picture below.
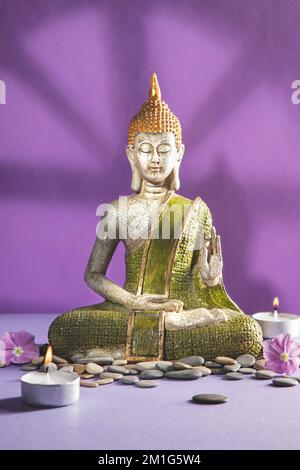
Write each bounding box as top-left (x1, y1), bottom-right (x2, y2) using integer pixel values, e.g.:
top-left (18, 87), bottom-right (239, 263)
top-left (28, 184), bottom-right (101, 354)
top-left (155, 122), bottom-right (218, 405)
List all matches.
top-left (158, 144), bottom-right (171, 154)
top-left (139, 143), bottom-right (152, 154)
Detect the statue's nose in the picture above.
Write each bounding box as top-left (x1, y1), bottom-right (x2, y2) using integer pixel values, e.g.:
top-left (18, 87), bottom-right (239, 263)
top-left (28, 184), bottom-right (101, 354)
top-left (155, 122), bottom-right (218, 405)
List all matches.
top-left (151, 149), bottom-right (160, 163)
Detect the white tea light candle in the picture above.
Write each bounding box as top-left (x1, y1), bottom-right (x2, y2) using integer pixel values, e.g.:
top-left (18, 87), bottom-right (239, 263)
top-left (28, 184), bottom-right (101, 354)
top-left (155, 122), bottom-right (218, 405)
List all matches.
top-left (21, 346), bottom-right (80, 407)
top-left (253, 297), bottom-right (300, 338)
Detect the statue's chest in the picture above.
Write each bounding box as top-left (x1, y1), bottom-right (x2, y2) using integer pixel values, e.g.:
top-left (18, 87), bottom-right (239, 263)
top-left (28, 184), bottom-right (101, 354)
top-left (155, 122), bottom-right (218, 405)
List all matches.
top-left (121, 198), bottom-right (162, 250)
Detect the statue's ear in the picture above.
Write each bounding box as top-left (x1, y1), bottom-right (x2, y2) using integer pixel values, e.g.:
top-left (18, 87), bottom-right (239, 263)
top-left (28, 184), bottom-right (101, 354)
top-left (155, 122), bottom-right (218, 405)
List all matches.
top-left (126, 145), bottom-right (142, 193)
top-left (177, 143), bottom-right (185, 161)
top-left (126, 144), bottom-right (135, 161)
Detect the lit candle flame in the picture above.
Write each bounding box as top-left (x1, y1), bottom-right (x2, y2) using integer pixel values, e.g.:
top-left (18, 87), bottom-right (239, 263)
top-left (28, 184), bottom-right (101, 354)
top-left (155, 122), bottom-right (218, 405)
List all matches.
top-left (44, 345), bottom-right (53, 366)
top-left (273, 297), bottom-right (279, 321)
top-left (273, 297), bottom-right (279, 310)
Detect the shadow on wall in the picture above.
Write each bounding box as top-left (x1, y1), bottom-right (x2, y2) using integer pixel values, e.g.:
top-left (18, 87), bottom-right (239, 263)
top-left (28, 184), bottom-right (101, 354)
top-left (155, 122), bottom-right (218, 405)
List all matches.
top-left (185, 155), bottom-right (276, 314)
top-left (1, 0), bottom-right (300, 313)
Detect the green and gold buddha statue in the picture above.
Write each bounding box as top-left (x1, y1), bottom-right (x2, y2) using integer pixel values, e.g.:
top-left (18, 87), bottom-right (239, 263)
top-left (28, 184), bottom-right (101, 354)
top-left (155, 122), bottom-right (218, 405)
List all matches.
top-left (49, 73), bottom-right (262, 361)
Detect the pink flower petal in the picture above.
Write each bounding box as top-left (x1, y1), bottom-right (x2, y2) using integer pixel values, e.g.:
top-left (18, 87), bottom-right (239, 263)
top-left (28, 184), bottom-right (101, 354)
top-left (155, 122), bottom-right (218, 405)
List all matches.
top-left (287, 340), bottom-right (300, 357)
top-left (270, 335), bottom-right (286, 354)
top-left (2, 332), bottom-right (17, 349)
top-left (10, 331), bottom-right (35, 348)
top-left (5, 350), bottom-right (15, 366)
top-left (285, 359), bottom-right (300, 375)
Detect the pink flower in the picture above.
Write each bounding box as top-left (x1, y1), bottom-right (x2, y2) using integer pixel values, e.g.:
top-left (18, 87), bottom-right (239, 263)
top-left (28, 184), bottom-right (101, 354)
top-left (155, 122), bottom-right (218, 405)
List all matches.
top-left (2, 331), bottom-right (39, 365)
top-left (263, 333), bottom-right (300, 375)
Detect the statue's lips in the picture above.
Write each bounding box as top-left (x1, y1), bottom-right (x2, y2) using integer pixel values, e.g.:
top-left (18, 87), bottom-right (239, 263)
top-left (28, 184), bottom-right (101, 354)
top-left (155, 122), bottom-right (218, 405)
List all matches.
top-left (148, 167), bottom-right (161, 172)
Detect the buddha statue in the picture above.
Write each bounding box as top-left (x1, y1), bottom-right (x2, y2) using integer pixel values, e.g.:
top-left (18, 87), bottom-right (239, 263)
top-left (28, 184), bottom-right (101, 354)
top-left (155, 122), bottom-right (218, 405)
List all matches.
top-left (49, 73), bottom-right (262, 361)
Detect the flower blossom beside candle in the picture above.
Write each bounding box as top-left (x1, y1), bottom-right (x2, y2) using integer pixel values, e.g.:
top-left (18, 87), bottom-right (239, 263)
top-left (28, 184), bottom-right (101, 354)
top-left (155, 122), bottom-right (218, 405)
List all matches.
top-left (263, 333), bottom-right (300, 375)
top-left (2, 331), bottom-right (39, 365)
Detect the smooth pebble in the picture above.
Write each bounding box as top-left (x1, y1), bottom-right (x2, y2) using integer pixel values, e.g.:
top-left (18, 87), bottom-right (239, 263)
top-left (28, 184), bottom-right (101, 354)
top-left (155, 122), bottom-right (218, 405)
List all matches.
top-left (215, 356), bottom-right (237, 365)
top-left (193, 366), bottom-right (211, 376)
top-left (52, 355), bottom-right (68, 364)
top-left (253, 359), bottom-right (265, 370)
top-left (107, 365), bottom-right (129, 375)
top-left (179, 356), bottom-right (204, 367)
top-left (272, 377), bottom-right (298, 387)
top-left (73, 364), bottom-right (86, 374)
top-left (255, 370), bottom-right (277, 380)
top-left (172, 361), bottom-right (192, 370)
top-left (135, 380), bottom-right (159, 388)
top-left (205, 361), bottom-right (223, 369)
top-left (31, 356), bottom-right (45, 366)
top-left (224, 363), bottom-right (241, 372)
top-left (86, 363), bottom-right (104, 375)
top-left (21, 364), bottom-right (38, 371)
top-left (192, 394), bottom-right (228, 405)
top-left (140, 370), bottom-right (164, 380)
top-left (100, 372), bottom-right (123, 380)
top-left (236, 354), bottom-right (255, 368)
top-left (165, 370), bottom-right (202, 380)
top-left (80, 380), bottom-right (98, 388)
top-left (96, 378), bottom-right (114, 385)
top-left (120, 376), bottom-right (139, 385)
top-left (225, 372), bottom-right (244, 380)
top-left (136, 361), bottom-right (158, 371)
top-left (239, 368), bottom-right (256, 375)
top-left (113, 360), bottom-right (127, 366)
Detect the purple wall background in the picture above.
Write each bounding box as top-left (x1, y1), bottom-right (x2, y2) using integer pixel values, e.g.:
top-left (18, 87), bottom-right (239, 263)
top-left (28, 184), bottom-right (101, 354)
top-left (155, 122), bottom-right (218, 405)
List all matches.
top-left (0, 0), bottom-right (300, 316)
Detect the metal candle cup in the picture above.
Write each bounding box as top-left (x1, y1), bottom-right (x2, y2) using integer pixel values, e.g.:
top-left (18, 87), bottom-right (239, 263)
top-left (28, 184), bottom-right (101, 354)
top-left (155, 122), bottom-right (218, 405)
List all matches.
top-left (252, 297), bottom-right (300, 338)
top-left (21, 370), bottom-right (80, 407)
top-left (20, 345), bottom-right (80, 407)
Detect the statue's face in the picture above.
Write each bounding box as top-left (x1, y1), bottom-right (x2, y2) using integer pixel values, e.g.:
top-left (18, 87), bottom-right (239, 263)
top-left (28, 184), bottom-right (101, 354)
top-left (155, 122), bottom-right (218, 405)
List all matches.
top-left (127, 132), bottom-right (184, 186)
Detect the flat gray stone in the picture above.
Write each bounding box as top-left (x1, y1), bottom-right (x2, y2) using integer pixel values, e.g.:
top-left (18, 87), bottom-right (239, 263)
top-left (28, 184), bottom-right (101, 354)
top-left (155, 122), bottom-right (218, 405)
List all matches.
top-left (272, 377), bottom-right (298, 387)
top-left (192, 394), bottom-right (228, 405)
top-left (253, 359), bottom-right (265, 370)
top-left (165, 370), bottom-right (202, 380)
top-left (156, 362), bottom-right (175, 373)
top-left (95, 378), bottom-right (114, 385)
top-left (239, 368), bottom-right (256, 375)
top-left (100, 372), bottom-right (123, 380)
top-left (120, 375), bottom-right (139, 385)
top-left (135, 380), bottom-right (159, 388)
top-left (107, 365), bottom-right (129, 375)
top-left (127, 369), bottom-right (139, 375)
top-left (179, 356), bottom-right (205, 367)
top-left (236, 354), bottom-right (255, 368)
top-left (193, 366), bottom-right (211, 376)
top-left (21, 364), bottom-right (38, 371)
top-left (285, 376), bottom-right (300, 383)
top-left (205, 361), bottom-right (223, 369)
top-left (113, 360), bottom-right (127, 366)
top-left (215, 356), bottom-right (237, 365)
top-left (31, 356), bottom-right (45, 366)
top-left (86, 363), bottom-right (104, 375)
top-left (210, 368), bottom-right (226, 375)
top-left (224, 364), bottom-right (241, 372)
top-left (58, 365), bottom-right (74, 372)
top-left (224, 372), bottom-right (244, 380)
top-left (136, 361), bottom-right (158, 371)
top-left (75, 356), bottom-right (114, 365)
top-left (52, 355), bottom-right (68, 364)
top-left (172, 361), bottom-right (192, 370)
top-left (140, 370), bottom-right (164, 380)
top-left (255, 370), bottom-right (277, 380)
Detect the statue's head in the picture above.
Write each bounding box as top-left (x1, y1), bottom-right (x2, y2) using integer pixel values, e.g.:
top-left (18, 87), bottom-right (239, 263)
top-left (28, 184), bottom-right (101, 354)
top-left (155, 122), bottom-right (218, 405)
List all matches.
top-left (126, 73), bottom-right (185, 192)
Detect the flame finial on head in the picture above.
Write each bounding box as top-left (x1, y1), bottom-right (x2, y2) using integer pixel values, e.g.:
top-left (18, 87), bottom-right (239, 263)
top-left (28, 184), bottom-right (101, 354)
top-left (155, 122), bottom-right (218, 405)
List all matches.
top-left (149, 72), bottom-right (161, 101)
top-left (128, 72), bottom-right (182, 149)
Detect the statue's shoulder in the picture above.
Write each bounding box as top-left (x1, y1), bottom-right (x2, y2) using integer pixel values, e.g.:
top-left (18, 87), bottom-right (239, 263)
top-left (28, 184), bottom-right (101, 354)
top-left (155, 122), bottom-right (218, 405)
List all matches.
top-left (174, 193), bottom-right (213, 237)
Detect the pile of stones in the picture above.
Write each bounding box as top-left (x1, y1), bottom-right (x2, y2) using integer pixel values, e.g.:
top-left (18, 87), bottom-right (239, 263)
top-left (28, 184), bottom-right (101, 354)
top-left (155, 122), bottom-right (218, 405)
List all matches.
top-left (16, 350), bottom-right (300, 403)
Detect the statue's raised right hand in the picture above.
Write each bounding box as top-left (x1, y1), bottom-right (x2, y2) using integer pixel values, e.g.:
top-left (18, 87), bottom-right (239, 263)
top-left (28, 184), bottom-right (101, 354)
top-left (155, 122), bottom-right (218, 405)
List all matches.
top-left (127, 294), bottom-right (183, 312)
